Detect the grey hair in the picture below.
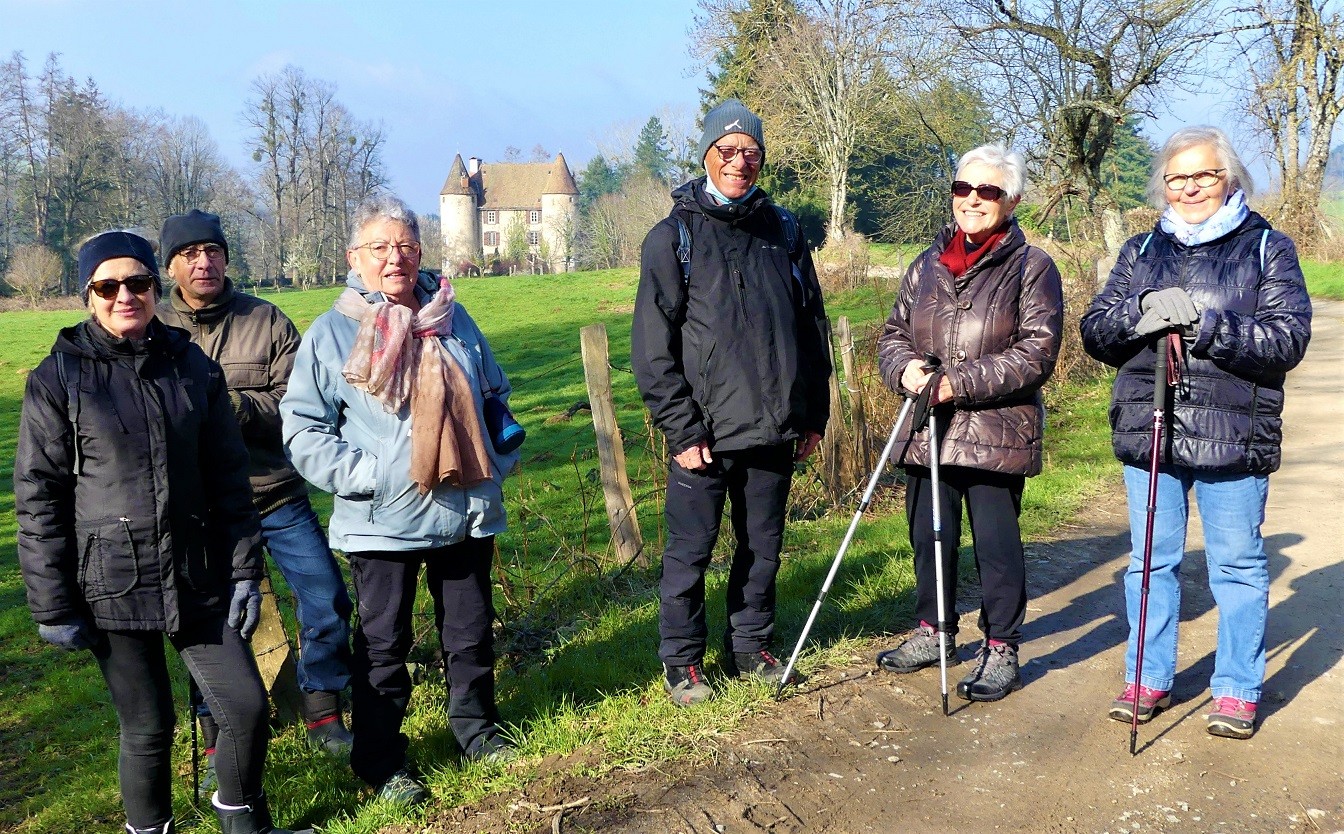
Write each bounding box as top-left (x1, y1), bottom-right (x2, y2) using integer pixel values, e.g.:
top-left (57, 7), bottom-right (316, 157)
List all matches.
top-left (348, 193), bottom-right (420, 248)
top-left (1147, 126), bottom-right (1254, 208)
top-left (956, 144), bottom-right (1028, 201)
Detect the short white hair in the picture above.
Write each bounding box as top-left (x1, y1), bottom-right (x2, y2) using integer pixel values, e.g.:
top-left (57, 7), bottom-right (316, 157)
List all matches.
top-left (956, 144), bottom-right (1027, 201)
top-left (348, 193), bottom-right (420, 248)
top-left (1147, 126), bottom-right (1254, 208)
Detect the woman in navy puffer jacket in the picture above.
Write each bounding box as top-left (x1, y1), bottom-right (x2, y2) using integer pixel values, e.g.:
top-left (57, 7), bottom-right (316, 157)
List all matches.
top-left (1081, 126), bottom-right (1312, 741)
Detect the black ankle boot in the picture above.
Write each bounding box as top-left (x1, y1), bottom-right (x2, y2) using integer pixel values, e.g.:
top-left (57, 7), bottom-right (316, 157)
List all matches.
top-left (214, 794), bottom-right (312, 834)
top-left (125, 820), bottom-right (173, 834)
top-left (300, 689), bottom-right (353, 760)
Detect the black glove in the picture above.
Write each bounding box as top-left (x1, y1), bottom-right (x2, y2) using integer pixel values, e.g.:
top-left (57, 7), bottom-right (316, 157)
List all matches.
top-left (38, 618), bottom-right (99, 651)
top-left (1140, 287), bottom-right (1199, 327)
top-left (227, 579), bottom-right (262, 640)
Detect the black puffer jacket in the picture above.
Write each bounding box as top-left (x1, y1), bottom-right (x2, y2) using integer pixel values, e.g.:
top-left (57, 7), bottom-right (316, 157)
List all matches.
top-left (877, 220), bottom-right (1064, 476)
top-left (1080, 212), bottom-right (1312, 473)
top-left (632, 178), bottom-right (831, 454)
top-left (15, 319), bottom-right (263, 632)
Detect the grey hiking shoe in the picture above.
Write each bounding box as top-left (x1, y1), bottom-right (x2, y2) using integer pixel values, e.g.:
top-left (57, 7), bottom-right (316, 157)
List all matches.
top-left (664, 663), bottom-right (714, 706)
top-left (876, 624), bottom-right (959, 674)
top-left (197, 750), bottom-right (217, 803)
top-left (724, 648), bottom-right (806, 686)
top-left (956, 643), bottom-right (1023, 702)
top-left (375, 768), bottom-right (429, 807)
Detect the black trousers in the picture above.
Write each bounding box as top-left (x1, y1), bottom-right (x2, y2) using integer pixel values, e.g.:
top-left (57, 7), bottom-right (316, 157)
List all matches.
top-left (905, 464), bottom-right (1027, 645)
top-left (348, 536), bottom-right (502, 787)
top-left (659, 443), bottom-right (794, 666)
top-left (92, 617), bottom-right (269, 828)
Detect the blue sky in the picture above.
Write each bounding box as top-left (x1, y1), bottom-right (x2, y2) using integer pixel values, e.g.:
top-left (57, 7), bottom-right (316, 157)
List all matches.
top-left (0, 0), bottom-right (706, 215)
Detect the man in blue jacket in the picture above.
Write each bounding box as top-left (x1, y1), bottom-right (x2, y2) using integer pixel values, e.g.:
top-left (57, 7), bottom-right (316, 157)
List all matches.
top-left (632, 99), bottom-right (831, 706)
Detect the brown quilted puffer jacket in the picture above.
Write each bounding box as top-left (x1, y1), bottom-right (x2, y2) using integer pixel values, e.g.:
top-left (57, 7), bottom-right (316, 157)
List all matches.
top-left (877, 220), bottom-right (1064, 476)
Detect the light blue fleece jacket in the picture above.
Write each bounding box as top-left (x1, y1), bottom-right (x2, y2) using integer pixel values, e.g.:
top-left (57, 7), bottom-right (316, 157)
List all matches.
top-left (280, 275), bottom-right (519, 552)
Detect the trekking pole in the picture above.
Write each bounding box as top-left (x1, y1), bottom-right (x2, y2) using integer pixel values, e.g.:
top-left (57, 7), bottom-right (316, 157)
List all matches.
top-left (189, 681), bottom-right (201, 807)
top-left (775, 395), bottom-right (918, 699)
top-left (1131, 332), bottom-right (1170, 755)
top-left (923, 354), bottom-right (951, 717)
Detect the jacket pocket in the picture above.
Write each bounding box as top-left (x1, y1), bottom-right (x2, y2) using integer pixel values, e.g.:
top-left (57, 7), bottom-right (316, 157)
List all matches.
top-left (77, 517), bottom-right (146, 602)
top-left (222, 362), bottom-right (269, 392)
top-left (179, 513), bottom-right (213, 592)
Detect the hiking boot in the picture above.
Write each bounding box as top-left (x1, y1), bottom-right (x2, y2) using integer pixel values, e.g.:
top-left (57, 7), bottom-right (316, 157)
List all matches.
top-left (664, 663), bottom-right (714, 706)
top-left (197, 750), bottom-right (218, 803)
top-left (374, 768), bottom-right (430, 807)
top-left (126, 820), bottom-right (173, 834)
top-left (1107, 683), bottom-right (1171, 723)
top-left (876, 624), bottom-right (959, 674)
top-left (463, 733), bottom-right (519, 765)
top-left (301, 690), bottom-right (353, 761)
top-left (214, 794), bottom-right (312, 834)
top-left (955, 642), bottom-right (1023, 702)
top-left (724, 648), bottom-right (806, 686)
top-left (1206, 696), bottom-right (1257, 739)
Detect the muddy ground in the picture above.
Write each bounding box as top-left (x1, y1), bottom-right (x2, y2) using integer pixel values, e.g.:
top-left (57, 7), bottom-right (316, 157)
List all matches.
top-left (421, 300), bottom-right (1343, 834)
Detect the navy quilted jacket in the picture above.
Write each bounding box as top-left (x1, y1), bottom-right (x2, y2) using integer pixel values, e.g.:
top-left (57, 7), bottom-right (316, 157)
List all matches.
top-left (1080, 212), bottom-right (1312, 473)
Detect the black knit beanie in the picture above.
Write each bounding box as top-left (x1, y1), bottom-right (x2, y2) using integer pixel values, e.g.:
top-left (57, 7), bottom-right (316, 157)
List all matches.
top-left (78, 231), bottom-right (161, 302)
top-left (698, 99), bottom-right (766, 168)
top-left (159, 209), bottom-right (229, 265)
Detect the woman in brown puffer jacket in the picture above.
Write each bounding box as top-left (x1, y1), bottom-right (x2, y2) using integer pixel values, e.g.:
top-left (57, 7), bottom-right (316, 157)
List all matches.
top-left (874, 144), bottom-right (1063, 703)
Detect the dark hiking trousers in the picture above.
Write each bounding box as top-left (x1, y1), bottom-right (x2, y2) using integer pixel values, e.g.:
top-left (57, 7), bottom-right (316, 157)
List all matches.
top-left (659, 443), bottom-right (794, 666)
top-left (92, 617), bottom-right (269, 828)
top-left (905, 464), bottom-right (1027, 645)
top-left (348, 536), bottom-right (502, 788)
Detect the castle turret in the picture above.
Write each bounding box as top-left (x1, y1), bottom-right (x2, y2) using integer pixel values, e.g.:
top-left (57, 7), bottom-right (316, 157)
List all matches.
top-left (540, 152), bottom-right (579, 272)
top-left (438, 154), bottom-right (478, 273)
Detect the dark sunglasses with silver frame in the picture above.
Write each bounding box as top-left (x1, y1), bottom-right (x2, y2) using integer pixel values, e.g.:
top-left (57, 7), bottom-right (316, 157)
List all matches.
top-left (951, 180), bottom-right (1008, 201)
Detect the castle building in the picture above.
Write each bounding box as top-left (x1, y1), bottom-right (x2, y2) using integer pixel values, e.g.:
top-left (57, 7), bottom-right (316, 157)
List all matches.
top-left (438, 152), bottom-right (579, 273)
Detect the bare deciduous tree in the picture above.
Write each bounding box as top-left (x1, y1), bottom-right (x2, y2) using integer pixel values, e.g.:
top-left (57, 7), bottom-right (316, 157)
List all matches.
top-left (5, 243), bottom-right (62, 307)
top-left (1237, 0), bottom-right (1343, 246)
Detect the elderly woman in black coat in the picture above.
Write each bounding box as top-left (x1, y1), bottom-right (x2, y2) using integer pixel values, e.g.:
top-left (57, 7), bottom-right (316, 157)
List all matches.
top-left (14, 231), bottom-right (308, 834)
top-left (1081, 126), bottom-right (1311, 740)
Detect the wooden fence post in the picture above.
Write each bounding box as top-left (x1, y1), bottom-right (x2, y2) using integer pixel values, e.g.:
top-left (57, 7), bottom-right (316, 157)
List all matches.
top-left (251, 575), bottom-right (301, 722)
top-left (821, 317), bottom-right (846, 503)
top-left (580, 323), bottom-right (646, 567)
top-left (836, 316), bottom-right (871, 480)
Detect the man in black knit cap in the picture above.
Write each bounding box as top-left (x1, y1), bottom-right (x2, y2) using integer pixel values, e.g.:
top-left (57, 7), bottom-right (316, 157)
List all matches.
top-left (156, 211), bottom-right (354, 784)
top-left (632, 99), bottom-right (831, 705)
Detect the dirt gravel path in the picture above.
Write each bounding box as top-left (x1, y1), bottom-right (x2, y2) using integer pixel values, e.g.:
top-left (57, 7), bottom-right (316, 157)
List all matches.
top-left (427, 300), bottom-right (1343, 834)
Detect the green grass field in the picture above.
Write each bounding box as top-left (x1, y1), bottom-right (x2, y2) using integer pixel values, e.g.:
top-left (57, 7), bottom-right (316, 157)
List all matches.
top-left (1302, 259), bottom-right (1344, 300)
top-left (1, 269), bottom-right (1116, 833)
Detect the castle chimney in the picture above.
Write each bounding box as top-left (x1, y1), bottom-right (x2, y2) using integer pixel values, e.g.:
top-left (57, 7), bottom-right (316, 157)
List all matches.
top-left (468, 157), bottom-right (481, 176)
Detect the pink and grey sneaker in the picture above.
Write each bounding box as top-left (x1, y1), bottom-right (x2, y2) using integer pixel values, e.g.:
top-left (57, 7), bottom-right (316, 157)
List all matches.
top-left (1107, 682), bottom-right (1171, 723)
top-left (1206, 696), bottom-right (1257, 739)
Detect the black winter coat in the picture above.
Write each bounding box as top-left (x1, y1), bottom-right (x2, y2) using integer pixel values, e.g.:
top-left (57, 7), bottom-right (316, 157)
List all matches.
top-left (15, 319), bottom-right (263, 632)
top-left (1080, 212), bottom-right (1312, 473)
top-left (877, 220), bottom-right (1064, 476)
top-left (632, 178), bottom-right (831, 455)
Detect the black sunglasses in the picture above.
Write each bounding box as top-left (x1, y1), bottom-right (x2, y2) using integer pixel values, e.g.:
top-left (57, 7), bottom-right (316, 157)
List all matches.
top-left (87, 275), bottom-right (156, 299)
top-left (951, 181), bottom-right (1007, 201)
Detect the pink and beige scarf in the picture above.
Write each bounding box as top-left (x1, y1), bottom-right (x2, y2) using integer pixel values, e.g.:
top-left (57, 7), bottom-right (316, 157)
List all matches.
top-left (334, 278), bottom-right (491, 494)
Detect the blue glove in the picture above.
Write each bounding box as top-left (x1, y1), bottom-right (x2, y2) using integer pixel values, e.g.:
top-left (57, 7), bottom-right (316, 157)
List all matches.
top-left (1134, 308), bottom-right (1177, 337)
top-left (227, 579), bottom-right (262, 640)
top-left (1140, 287), bottom-right (1199, 327)
top-left (38, 618), bottom-right (99, 651)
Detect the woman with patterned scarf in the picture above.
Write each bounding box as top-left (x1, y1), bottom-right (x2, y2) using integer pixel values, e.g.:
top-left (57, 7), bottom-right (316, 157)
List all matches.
top-left (1081, 126), bottom-right (1311, 740)
top-left (281, 194), bottom-right (520, 807)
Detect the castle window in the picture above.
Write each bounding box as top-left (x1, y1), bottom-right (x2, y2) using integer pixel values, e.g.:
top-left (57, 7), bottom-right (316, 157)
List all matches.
top-left (529, 210), bottom-right (541, 224)
top-left (486, 210), bottom-right (497, 224)
top-left (527, 231), bottom-right (540, 246)
top-left (484, 231), bottom-right (499, 247)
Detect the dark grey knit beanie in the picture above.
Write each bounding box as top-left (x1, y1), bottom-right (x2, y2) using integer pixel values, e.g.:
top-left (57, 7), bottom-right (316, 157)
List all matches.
top-left (697, 99), bottom-right (766, 168)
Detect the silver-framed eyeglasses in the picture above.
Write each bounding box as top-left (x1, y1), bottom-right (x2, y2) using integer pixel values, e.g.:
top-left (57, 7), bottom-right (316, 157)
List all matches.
top-left (178, 244), bottom-right (226, 262)
top-left (352, 241), bottom-right (421, 260)
top-left (714, 145), bottom-right (762, 164)
top-left (1163, 168), bottom-right (1226, 191)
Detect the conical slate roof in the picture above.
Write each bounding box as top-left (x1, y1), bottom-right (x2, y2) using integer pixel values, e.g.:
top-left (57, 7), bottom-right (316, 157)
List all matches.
top-left (440, 154), bottom-right (470, 196)
top-left (543, 153), bottom-right (578, 196)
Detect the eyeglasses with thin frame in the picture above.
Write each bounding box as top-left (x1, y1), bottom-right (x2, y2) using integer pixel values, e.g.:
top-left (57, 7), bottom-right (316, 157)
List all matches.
top-left (1163, 168), bottom-right (1226, 191)
top-left (714, 145), bottom-right (762, 165)
top-left (951, 181), bottom-right (1007, 201)
top-left (176, 244), bottom-right (226, 263)
top-left (352, 241), bottom-right (421, 261)
top-left (87, 275), bottom-right (156, 300)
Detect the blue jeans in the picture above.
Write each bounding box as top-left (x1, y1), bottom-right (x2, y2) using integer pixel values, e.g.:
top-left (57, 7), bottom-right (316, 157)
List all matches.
top-left (1122, 464), bottom-right (1270, 702)
top-left (261, 496), bottom-right (353, 694)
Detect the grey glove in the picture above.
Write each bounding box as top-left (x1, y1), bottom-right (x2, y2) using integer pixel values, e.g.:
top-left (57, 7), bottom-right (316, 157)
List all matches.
top-left (1140, 287), bottom-right (1199, 327)
top-left (38, 618), bottom-right (99, 652)
top-left (1134, 308), bottom-right (1177, 337)
top-left (227, 579), bottom-right (262, 641)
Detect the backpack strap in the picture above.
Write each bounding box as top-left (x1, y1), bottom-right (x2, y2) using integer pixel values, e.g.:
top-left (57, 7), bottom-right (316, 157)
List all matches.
top-left (675, 216), bottom-right (693, 287)
top-left (1260, 229), bottom-right (1270, 271)
top-left (1137, 232), bottom-right (1155, 256)
top-left (56, 352), bottom-right (83, 476)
